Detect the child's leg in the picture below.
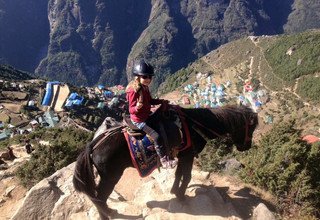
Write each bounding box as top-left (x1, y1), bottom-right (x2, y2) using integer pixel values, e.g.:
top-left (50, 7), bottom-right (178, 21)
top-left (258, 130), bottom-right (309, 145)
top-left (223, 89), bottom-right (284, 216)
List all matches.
top-left (142, 125), bottom-right (177, 169)
top-left (141, 125), bottom-right (165, 157)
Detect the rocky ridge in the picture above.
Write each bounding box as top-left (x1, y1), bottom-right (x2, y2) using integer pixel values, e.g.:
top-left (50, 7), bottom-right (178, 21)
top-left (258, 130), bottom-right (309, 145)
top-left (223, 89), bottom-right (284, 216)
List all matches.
top-left (0, 145), bottom-right (276, 220)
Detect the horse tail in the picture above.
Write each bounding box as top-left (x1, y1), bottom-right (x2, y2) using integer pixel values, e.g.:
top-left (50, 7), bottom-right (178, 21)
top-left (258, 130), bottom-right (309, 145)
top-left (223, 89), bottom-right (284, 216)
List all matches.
top-left (73, 142), bottom-right (97, 201)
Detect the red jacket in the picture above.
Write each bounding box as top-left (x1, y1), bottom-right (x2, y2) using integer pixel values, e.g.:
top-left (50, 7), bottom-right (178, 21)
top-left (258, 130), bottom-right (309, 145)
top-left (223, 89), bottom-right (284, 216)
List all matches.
top-left (126, 84), bottom-right (163, 122)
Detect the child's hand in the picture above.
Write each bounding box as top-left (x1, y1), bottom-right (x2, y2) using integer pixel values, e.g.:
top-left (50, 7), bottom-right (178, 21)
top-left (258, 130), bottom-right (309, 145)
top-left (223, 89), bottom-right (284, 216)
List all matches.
top-left (136, 102), bottom-right (143, 110)
top-left (160, 100), bottom-right (169, 111)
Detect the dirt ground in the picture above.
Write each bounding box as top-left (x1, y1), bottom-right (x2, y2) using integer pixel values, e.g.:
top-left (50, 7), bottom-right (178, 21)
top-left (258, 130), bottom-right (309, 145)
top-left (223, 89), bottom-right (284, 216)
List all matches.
top-left (1, 103), bottom-right (24, 114)
top-left (208, 172), bottom-right (277, 219)
top-left (0, 145), bottom-right (29, 220)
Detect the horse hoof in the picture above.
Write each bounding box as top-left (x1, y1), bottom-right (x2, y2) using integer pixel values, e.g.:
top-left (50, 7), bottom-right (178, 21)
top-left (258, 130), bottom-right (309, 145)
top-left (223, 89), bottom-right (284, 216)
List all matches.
top-left (170, 190), bottom-right (186, 201)
top-left (174, 191), bottom-right (187, 201)
top-left (106, 207), bottom-right (117, 215)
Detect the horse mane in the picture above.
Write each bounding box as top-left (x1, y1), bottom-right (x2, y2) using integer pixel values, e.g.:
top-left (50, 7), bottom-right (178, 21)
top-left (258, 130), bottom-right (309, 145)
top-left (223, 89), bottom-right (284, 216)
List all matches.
top-left (210, 105), bottom-right (257, 131)
top-left (181, 105), bottom-right (257, 133)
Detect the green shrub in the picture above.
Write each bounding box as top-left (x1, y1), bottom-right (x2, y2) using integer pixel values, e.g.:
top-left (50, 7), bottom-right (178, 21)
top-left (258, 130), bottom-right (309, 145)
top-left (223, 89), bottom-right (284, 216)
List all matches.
top-left (0, 139), bottom-right (9, 150)
top-left (265, 31), bottom-right (320, 82)
top-left (296, 76), bottom-right (320, 103)
top-left (15, 127), bottom-right (93, 188)
top-left (237, 120), bottom-right (320, 217)
top-left (16, 142), bottom-right (76, 187)
top-left (159, 67), bottom-right (192, 94)
top-left (198, 138), bottom-right (235, 172)
top-left (0, 134), bottom-right (25, 150)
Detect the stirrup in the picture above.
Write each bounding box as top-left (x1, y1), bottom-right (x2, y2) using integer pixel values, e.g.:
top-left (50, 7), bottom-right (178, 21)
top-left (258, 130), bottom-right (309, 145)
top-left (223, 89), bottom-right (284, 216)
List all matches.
top-left (160, 156), bottom-right (177, 169)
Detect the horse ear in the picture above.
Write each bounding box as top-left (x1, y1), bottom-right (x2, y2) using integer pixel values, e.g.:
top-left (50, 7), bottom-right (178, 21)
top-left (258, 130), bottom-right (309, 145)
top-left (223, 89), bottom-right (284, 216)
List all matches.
top-left (249, 113), bottom-right (257, 125)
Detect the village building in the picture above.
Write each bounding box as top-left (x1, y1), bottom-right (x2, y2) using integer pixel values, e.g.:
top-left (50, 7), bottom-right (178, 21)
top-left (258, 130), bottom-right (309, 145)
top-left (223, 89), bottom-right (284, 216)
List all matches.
top-left (41, 81), bottom-right (61, 106)
top-left (302, 135), bottom-right (320, 144)
top-left (64, 92), bottom-right (84, 109)
top-left (0, 129), bottom-right (11, 141)
top-left (108, 97), bottom-right (119, 108)
top-left (97, 102), bottom-right (106, 109)
top-left (29, 119), bottom-right (39, 128)
top-left (103, 90), bottom-right (114, 99)
top-left (42, 111), bottom-right (59, 128)
top-left (28, 100), bottom-right (35, 106)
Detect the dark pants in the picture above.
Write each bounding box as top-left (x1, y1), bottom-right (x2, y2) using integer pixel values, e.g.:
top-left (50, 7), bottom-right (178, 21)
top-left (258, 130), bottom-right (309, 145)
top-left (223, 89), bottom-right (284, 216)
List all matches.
top-left (142, 124), bottom-right (165, 158)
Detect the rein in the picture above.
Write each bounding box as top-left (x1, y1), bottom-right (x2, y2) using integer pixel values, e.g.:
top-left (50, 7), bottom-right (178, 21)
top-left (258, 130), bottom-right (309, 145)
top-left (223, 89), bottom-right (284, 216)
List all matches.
top-left (173, 106), bottom-right (223, 139)
top-left (243, 116), bottom-right (251, 144)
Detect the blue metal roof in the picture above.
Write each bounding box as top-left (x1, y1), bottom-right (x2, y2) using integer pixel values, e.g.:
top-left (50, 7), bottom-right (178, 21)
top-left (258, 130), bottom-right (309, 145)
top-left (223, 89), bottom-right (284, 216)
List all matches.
top-left (68, 93), bottom-right (78, 100)
top-left (41, 81), bottom-right (61, 106)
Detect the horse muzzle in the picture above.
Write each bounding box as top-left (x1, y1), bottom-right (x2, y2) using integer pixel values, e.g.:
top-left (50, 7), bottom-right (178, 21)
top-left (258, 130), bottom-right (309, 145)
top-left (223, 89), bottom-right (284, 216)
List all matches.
top-left (236, 141), bottom-right (252, 152)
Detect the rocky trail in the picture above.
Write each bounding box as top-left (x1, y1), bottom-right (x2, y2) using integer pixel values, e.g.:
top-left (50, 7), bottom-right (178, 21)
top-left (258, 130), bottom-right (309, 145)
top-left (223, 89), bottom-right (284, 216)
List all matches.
top-left (0, 145), bottom-right (276, 220)
top-left (0, 145), bottom-right (30, 219)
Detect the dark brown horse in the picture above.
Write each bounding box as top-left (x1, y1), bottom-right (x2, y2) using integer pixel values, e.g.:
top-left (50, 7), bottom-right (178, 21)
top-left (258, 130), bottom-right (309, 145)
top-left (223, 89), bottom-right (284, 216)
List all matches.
top-left (73, 105), bottom-right (258, 219)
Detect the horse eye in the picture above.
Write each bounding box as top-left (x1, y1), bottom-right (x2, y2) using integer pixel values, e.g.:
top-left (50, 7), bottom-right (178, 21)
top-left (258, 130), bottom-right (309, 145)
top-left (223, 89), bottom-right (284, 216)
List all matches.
top-left (249, 114), bottom-right (257, 125)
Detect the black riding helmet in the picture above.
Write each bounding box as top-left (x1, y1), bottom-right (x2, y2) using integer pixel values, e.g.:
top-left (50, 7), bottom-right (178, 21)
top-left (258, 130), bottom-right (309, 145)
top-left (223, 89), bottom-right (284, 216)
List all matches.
top-left (132, 59), bottom-right (154, 76)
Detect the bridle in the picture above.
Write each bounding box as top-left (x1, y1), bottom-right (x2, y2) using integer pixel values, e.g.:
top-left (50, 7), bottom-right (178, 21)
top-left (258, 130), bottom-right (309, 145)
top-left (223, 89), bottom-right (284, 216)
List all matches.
top-left (243, 113), bottom-right (256, 146)
top-left (244, 118), bottom-right (251, 145)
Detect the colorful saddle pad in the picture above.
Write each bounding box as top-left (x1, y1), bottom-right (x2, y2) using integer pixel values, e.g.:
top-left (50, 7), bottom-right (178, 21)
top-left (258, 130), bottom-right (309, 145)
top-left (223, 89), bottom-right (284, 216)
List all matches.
top-left (122, 106), bottom-right (192, 177)
top-left (123, 131), bottom-right (158, 177)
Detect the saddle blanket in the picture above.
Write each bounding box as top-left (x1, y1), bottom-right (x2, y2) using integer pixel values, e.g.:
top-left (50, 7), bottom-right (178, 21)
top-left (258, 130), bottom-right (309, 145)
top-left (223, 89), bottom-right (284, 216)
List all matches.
top-left (122, 106), bottom-right (193, 177)
top-left (123, 131), bottom-right (158, 177)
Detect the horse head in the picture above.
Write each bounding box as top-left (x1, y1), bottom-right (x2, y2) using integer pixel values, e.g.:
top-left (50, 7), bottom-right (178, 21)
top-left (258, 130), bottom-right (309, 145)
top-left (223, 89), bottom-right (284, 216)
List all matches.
top-left (232, 110), bottom-right (258, 151)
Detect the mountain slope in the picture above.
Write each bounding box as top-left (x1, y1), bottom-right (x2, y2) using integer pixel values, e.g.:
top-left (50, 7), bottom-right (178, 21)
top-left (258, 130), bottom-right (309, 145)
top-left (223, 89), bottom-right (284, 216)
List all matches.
top-left (1, 0), bottom-right (320, 88)
top-left (0, 0), bottom-right (49, 72)
top-left (160, 30), bottom-right (320, 137)
top-left (0, 65), bottom-right (34, 81)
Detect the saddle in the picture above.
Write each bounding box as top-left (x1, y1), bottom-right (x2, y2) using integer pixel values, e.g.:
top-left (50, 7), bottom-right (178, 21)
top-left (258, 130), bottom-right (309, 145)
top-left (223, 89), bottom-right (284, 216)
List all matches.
top-left (122, 106), bottom-right (192, 152)
top-left (123, 116), bottom-right (145, 136)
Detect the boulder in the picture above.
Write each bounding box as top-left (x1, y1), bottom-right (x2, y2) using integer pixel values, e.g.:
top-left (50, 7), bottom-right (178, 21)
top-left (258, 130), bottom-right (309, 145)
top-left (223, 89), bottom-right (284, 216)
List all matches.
top-left (252, 203), bottom-right (276, 220)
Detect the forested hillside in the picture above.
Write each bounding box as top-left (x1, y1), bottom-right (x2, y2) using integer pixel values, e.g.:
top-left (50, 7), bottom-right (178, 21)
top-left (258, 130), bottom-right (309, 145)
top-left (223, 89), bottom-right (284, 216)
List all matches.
top-left (1, 0), bottom-right (320, 88)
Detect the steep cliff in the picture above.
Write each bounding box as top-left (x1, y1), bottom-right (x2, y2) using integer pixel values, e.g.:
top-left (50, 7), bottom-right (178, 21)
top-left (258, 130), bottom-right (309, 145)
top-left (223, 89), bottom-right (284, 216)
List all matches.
top-left (1, 0), bottom-right (320, 87)
top-left (0, 0), bottom-right (49, 72)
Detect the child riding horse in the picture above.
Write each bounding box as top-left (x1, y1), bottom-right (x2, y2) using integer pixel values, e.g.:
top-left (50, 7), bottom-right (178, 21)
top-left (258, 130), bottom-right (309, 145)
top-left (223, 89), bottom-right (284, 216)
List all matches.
top-left (126, 59), bottom-right (177, 169)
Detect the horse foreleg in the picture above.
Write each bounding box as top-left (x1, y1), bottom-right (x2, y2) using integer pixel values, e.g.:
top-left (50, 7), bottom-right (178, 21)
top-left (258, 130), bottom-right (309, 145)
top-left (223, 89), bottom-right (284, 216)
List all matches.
top-left (175, 154), bottom-right (194, 200)
top-left (170, 158), bottom-right (183, 196)
top-left (92, 175), bottom-right (112, 220)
